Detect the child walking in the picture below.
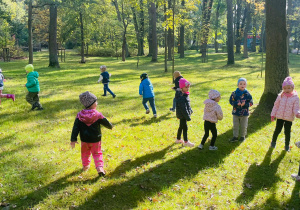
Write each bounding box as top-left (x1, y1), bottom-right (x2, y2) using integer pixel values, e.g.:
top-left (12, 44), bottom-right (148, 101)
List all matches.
top-left (291, 141), bottom-right (300, 181)
top-left (139, 73), bottom-right (157, 118)
top-left (198, 90), bottom-right (223, 150)
top-left (70, 91), bottom-right (113, 176)
top-left (0, 68), bottom-right (15, 104)
top-left (175, 78), bottom-right (194, 147)
top-left (270, 77), bottom-right (300, 151)
top-left (169, 71), bottom-right (183, 112)
top-left (229, 78), bottom-right (253, 142)
top-left (97, 65), bottom-right (116, 98)
top-left (24, 64), bottom-right (43, 111)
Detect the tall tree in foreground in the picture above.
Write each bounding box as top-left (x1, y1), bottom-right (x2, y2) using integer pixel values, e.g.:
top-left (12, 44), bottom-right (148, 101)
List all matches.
top-left (258, 0), bottom-right (288, 110)
top-left (226, 0), bottom-right (234, 64)
top-left (28, 0), bottom-right (33, 64)
top-left (149, 2), bottom-right (157, 62)
top-left (200, 0), bottom-right (213, 59)
top-left (49, 3), bottom-right (60, 67)
top-left (178, 0), bottom-right (185, 58)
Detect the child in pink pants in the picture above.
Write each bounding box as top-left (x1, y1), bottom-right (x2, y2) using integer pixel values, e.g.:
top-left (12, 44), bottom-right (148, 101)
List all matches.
top-left (70, 91), bottom-right (113, 176)
top-left (0, 68), bottom-right (15, 104)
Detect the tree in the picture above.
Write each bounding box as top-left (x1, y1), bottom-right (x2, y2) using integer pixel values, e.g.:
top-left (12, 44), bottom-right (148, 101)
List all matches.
top-left (200, 0), bottom-right (213, 60)
top-left (28, 0), bottom-right (33, 64)
top-left (243, 2), bottom-right (251, 58)
top-left (226, 0), bottom-right (234, 64)
top-left (149, 2), bottom-right (157, 62)
top-left (178, 0), bottom-right (185, 58)
top-left (49, 3), bottom-right (60, 67)
top-left (235, 0), bottom-right (242, 54)
top-left (258, 0), bottom-right (288, 110)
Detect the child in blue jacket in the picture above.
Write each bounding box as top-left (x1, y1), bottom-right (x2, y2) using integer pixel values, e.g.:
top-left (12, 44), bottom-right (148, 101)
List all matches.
top-left (139, 73), bottom-right (157, 118)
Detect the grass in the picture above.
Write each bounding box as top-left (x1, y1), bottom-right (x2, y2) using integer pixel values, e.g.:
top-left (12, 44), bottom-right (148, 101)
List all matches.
top-left (0, 50), bottom-right (300, 209)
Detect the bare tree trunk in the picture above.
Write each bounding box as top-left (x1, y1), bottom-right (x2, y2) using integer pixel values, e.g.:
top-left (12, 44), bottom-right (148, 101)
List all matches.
top-left (214, 0), bottom-right (220, 53)
top-left (79, 11), bottom-right (85, 63)
top-left (49, 4), bottom-right (60, 68)
top-left (226, 0), bottom-right (234, 64)
top-left (139, 0), bottom-right (145, 56)
top-left (149, 2), bottom-right (157, 62)
top-left (243, 3), bottom-right (251, 58)
top-left (179, 0), bottom-right (185, 58)
top-left (201, 0), bottom-right (214, 59)
top-left (28, 0), bottom-right (33, 64)
top-left (259, 0), bottom-right (288, 110)
top-left (235, 0), bottom-right (242, 54)
top-left (167, 0), bottom-right (173, 61)
top-left (164, 0), bottom-right (168, 72)
top-left (251, 18), bottom-right (257, 52)
top-left (148, 2), bottom-right (153, 57)
top-left (287, 0), bottom-right (292, 62)
top-left (131, 6), bottom-right (140, 55)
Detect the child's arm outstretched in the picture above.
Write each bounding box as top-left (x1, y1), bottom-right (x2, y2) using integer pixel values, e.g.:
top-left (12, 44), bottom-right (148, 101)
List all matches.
top-left (99, 118), bottom-right (113, 129)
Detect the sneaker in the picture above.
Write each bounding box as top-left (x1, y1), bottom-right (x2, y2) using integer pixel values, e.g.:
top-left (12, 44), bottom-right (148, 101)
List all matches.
top-left (169, 108), bottom-right (175, 112)
top-left (295, 141), bottom-right (300, 148)
top-left (102, 94), bottom-right (107, 96)
top-left (229, 137), bottom-right (238, 143)
top-left (146, 109), bottom-right (150, 114)
top-left (175, 139), bottom-right (184, 144)
top-left (239, 137), bottom-right (245, 142)
top-left (96, 166), bottom-right (106, 177)
top-left (209, 146), bottom-right (218, 150)
top-left (153, 114), bottom-right (157, 118)
top-left (36, 107), bottom-right (44, 111)
top-left (198, 144), bottom-right (204, 150)
top-left (291, 174), bottom-right (300, 181)
top-left (31, 102), bottom-right (39, 111)
top-left (113, 95), bottom-right (116, 98)
top-left (184, 141), bottom-right (195, 147)
top-left (83, 165), bottom-right (90, 171)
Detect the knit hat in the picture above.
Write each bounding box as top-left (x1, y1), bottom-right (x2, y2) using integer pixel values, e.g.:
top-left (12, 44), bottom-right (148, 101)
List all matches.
top-left (282, 76), bottom-right (294, 88)
top-left (140, 73), bottom-right (148, 80)
top-left (173, 71), bottom-right (181, 78)
top-left (237, 78), bottom-right (247, 86)
top-left (79, 91), bottom-right (97, 108)
top-left (25, 64), bottom-right (34, 72)
top-left (179, 78), bottom-right (191, 89)
top-left (209, 89), bottom-right (220, 100)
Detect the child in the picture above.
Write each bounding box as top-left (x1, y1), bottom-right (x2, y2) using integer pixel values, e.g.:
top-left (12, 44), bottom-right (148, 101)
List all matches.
top-left (139, 73), bottom-right (157, 118)
top-left (229, 78), bottom-right (253, 142)
top-left (291, 141), bottom-right (300, 181)
top-left (198, 89), bottom-right (223, 150)
top-left (0, 68), bottom-right (15, 104)
top-left (270, 77), bottom-right (300, 151)
top-left (169, 71), bottom-right (183, 112)
top-left (175, 78), bottom-right (194, 147)
top-left (70, 91), bottom-right (113, 176)
top-left (97, 65), bottom-right (116, 98)
top-left (24, 64), bottom-right (43, 111)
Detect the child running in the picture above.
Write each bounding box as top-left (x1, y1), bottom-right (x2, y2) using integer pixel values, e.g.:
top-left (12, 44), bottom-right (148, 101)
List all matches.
top-left (229, 78), bottom-right (253, 142)
top-left (175, 78), bottom-right (194, 147)
top-left (139, 73), bottom-right (157, 118)
top-left (97, 65), bottom-right (116, 98)
top-left (270, 76), bottom-right (300, 151)
top-left (198, 90), bottom-right (223, 150)
top-left (70, 91), bottom-right (113, 176)
top-left (169, 71), bottom-right (183, 112)
top-left (0, 68), bottom-right (15, 104)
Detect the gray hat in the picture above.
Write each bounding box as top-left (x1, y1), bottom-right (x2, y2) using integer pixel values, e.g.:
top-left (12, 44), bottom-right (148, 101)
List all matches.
top-left (79, 91), bottom-right (97, 108)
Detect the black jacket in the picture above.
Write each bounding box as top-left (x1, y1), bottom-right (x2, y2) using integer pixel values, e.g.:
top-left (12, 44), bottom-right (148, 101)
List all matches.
top-left (71, 117), bottom-right (113, 143)
top-left (173, 76), bottom-right (183, 98)
top-left (176, 93), bottom-right (193, 121)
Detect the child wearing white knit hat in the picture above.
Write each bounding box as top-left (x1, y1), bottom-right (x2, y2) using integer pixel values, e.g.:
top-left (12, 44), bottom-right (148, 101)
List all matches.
top-left (198, 89), bottom-right (223, 150)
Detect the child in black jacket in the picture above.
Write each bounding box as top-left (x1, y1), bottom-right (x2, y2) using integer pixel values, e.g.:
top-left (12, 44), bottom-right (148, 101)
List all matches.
top-left (175, 78), bottom-right (194, 147)
top-left (170, 71), bottom-right (183, 112)
top-left (71, 91), bottom-right (113, 176)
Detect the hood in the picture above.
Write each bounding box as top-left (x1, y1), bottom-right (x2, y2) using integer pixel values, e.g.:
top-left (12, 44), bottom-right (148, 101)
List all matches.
top-left (141, 78), bottom-right (151, 85)
top-left (27, 71), bottom-right (39, 78)
top-left (204, 99), bottom-right (217, 111)
top-left (280, 90), bottom-right (298, 98)
top-left (77, 109), bottom-right (104, 126)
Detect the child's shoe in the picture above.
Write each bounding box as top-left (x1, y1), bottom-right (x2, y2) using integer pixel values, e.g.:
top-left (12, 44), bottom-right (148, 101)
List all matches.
top-left (31, 102), bottom-right (39, 110)
top-left (6, 94), bottom-right (15, 101)
top-left (291, 174), bottom-right (300, 181)
top-left (96, 166), bottom-right (106, 176)
top-left (101, 94), bottom-right (107, 96)
top-left (209, 146), bottom-right (218, 150)
top-left (169, 108), bottom-right (175, 112)
top-left (229, 137), bottom-right (238, 143)
top-left (198, 144), bottom-right (204, 150)
top-left (113, 94), bottom-right (116, 98)
top-left (239, 137), bottom-right (245, 142)
top-left (83, 165), bottom-right (90, 171)
top-left (295, 141), bottom-right (300, 148)
top-left (146, 109), bottom-right (150, 114)
top-left (184, 141), bottom-right (195, 147)
top-left (153, 114), bottom-right (157, 118)
top-left (175, 139), bottom-right (184, 144)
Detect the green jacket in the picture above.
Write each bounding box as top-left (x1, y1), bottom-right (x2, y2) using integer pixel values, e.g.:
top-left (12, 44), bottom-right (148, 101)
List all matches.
top-left (26, 71), bottom-right (40, 92)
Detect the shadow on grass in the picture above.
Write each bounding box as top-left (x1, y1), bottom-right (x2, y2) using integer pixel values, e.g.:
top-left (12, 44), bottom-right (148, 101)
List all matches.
top-left (236, 148), bottom-right (286, 204)
top-left (73, 106), bottom-right (271, 209)
top-left (130, 113), bottom-right (172, 127)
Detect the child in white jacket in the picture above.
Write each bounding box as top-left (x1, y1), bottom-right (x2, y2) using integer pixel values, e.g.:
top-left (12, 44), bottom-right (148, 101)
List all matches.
top-left (198, 90), bottom-right (223, 150)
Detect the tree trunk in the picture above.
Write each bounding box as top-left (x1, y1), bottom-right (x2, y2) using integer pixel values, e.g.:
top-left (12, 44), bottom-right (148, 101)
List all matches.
top-left (131, 6), bottom-right (140, 55)
top-left (214, 1), bottom-right (220, 53)
top-left (167, 0), bottom-right (173, 61)
top-left (235, 0), bottom-right (242, 54)
top-left (226, 0), bottom-right (234, 64)
top-left (179, 0), bottom-right (185, 58)
top-left (243, 3), bottom-right (251, 58)
top-left (122, 26), bottom-right (127, 61)
top-left (149, 2), bottom-right (157, 62)
top-left (259, 0), bottom-right (289, 110)
top-left (287, 0), bottom-right (292, 62)
top-left (164, 0), bottom-right (168, 72)
top-left (79, 11), bottom-right (85, 63)
top-left (148, 2), bottom-right (153, 57)
top-left (251, 18), bottom-right (257, 52)
top-left (28, 0), bottom-right (33, 64)
top-left (139, 0), bottom-right (145, 56)
top-left (48, 4), bottom-right (60, 68)
top-left (201, 0), bottom-right (214, 59)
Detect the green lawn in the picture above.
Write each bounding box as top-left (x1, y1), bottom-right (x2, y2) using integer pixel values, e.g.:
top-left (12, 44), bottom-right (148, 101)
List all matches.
top-left (0, 50), bottom-right (300, 209)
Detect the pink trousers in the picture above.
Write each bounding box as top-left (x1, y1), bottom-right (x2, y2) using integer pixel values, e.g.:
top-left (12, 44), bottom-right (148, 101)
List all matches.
top-left (81, 142), bottom-right (103, 168)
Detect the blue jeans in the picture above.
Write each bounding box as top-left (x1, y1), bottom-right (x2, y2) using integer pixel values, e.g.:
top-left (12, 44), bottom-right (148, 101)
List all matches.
top-left (103, 83), bottom-right (115, 96)
top-left (172, 97), bottom-right (176, 110)
top-left (142, 97), bottom-right (157, 114)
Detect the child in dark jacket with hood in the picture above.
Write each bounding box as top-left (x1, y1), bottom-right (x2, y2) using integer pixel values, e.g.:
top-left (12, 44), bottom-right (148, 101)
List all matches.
top-left (139, 73), bottom-right (157, 118)
top-left (169, 71), bottom-right (183, 112)
top-left (24, 64), bottom-right (43, 110)
top-left (70, 91), bottom-right (113, 176)
top-left (175, 78), bottom-right (194, 147)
